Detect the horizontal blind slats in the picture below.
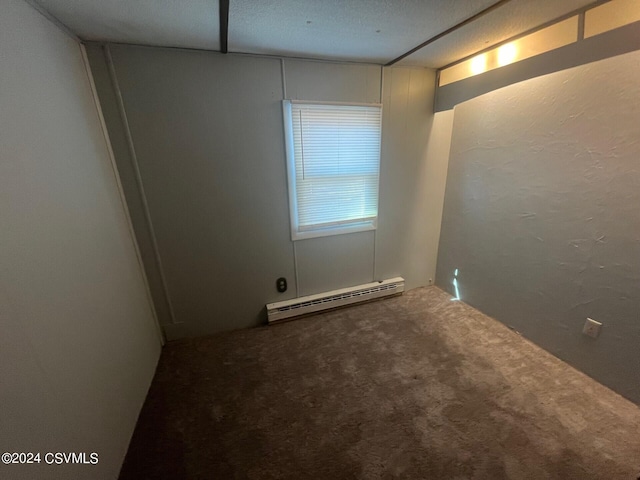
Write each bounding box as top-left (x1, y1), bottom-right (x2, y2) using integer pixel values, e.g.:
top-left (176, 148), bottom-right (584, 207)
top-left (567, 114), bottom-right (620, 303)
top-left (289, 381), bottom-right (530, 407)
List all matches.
top-left (290, 103), bottom-right (381, 232)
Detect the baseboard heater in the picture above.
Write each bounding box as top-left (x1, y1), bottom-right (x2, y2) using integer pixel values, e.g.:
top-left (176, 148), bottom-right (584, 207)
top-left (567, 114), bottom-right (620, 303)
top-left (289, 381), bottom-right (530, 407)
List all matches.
top-left (266, 277), bottom-right (405, 324)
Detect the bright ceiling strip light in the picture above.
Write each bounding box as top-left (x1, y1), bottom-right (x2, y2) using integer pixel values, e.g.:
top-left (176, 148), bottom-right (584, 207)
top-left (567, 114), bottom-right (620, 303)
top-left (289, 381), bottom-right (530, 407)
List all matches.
top-left (469, 53), bottom-right (488, 74)
top-left (497, 43), bottom-right (517, 67)
top-left (439, 16), bottom-right (579, 86)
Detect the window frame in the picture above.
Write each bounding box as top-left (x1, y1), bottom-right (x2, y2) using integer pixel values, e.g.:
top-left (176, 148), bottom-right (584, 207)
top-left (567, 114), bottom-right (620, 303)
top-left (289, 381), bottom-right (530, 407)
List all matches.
top-left (282, 99), bottom-right (383, 241)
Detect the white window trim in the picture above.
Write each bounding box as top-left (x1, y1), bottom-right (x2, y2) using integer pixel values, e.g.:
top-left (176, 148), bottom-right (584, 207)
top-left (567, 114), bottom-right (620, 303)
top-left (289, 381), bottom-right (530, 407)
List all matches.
top-left (282, 99), bottom-right (382, 241)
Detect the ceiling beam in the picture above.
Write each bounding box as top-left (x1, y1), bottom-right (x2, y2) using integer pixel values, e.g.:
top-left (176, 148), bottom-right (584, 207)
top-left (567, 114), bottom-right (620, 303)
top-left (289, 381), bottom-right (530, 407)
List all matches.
top-left (385, 0), bottom-right (513, 67)
top-left (220, 0), bottom-right (230, 53)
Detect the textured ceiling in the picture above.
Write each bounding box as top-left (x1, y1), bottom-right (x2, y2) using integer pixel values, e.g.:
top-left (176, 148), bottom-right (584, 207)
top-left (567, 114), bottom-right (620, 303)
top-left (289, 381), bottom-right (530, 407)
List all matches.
top-left (34, 0), bottom-right (599, 68)
top-left (35, 0), bottom-right (221, 50)
top-left (228, 0), bottom-right (496, 64)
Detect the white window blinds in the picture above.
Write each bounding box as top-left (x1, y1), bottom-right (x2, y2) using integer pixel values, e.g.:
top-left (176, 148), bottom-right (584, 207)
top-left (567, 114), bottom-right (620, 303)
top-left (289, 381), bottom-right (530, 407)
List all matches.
top-left (283, 101), bottom-right (382, 240)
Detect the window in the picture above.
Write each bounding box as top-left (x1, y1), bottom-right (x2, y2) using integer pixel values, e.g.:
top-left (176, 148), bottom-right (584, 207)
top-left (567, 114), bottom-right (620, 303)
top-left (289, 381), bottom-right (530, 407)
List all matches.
top-left (282, 100), bottom-right (382, 240)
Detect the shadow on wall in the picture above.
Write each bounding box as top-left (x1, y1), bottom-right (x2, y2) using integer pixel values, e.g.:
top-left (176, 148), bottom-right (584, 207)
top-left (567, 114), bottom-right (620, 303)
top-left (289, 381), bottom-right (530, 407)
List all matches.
top-left (436, 48), bottom-right (640, 405)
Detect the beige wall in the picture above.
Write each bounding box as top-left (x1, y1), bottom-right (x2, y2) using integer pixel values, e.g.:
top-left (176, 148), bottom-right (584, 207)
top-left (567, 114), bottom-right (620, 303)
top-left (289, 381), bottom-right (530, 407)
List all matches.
top-left (0, 1), bottom-right (161, 478)
top-left (87, 45), bottom-right (451, 339)
top-left (437, 49), bottom-right (640, 404)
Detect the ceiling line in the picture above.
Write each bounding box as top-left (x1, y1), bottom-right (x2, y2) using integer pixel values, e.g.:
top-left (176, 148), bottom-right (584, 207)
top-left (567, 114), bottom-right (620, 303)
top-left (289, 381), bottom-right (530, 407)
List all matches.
top-left (384, 0), bottom-right (513, 67)
top-left (220, 0), bottom-right (229, 53)
top-left (81, 41), bottom-right (386, 67)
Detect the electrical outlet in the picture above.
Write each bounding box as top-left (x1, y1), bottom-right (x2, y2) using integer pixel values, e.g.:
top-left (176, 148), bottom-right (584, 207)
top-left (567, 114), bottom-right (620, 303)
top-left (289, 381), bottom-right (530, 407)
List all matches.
top-left (276, 277), bottom-right (287, 293)
top-left (583, 318), bottom-right (602, 339)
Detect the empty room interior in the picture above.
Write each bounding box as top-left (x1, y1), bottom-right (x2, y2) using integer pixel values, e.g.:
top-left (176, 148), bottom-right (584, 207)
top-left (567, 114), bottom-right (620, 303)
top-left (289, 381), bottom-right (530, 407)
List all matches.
top-left (2, 0), bottom-right (640, 478)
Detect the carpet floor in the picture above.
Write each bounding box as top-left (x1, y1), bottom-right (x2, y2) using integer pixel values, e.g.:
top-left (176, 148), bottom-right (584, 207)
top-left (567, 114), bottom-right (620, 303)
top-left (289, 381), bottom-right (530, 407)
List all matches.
top-left (119, 286), bottom-right (640, 479)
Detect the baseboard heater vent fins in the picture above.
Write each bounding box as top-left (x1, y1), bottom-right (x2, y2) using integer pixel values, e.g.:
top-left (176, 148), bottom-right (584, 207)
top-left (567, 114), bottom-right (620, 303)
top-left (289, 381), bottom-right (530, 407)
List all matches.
top-left (266, 277), bottom-right (405, 324)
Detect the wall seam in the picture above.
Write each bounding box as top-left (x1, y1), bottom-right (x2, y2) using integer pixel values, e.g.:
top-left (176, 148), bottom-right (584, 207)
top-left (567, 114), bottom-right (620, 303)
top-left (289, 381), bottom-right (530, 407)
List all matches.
top-left (292, 242), bottom-right (300, 297)
top-left (105, 44), bottom-right (179, 326)
top-left (281, 57), bottom-right (300, 297)
top-left (281, 58), bottom-right (288, 99)
top-left (373, 65), bottom-right (384, 281)
top-left (578, 11), bottom-right (586, 41)
top-left (80, 44), bottom-right (165, 345)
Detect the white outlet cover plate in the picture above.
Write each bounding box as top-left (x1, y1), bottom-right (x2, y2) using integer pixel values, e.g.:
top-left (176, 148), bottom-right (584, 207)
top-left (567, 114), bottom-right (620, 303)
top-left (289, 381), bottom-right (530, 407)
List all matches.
top-left (583, 317), bottom-right (602, 338)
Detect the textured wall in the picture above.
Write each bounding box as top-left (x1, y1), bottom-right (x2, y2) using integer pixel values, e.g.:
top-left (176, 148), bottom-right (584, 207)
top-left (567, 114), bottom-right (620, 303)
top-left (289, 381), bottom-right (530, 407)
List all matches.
top-left (0, 1), bottom-right (161, 479)
top-left (88, 45), bottom-right (446, 338)
top-left (437, 49), bottom-right (640, 403)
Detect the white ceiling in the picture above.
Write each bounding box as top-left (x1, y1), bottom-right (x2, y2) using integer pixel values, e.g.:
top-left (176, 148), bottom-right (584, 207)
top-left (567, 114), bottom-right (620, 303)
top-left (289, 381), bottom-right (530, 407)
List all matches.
top-left (35, 0), bottom-right (597, 68)
top-left (36, 0), bottom-right (221, 50)
top-left (228, 0), bottom-right (496, 65)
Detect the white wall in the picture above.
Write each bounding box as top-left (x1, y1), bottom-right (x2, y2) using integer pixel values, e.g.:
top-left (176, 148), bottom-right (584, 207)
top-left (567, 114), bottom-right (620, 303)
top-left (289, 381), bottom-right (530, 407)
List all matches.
top-left (283, 59), bottom-right (381, 297)
top-left (93, 46), bottom-right (298, 340)
top-left (0, 1), bottom-right (162, 479)
top-left (437, 49), bottom-right (640, 404)
top-left (377, 72), bottom-right (454, 287)
top-left (87, 45), bottom-right (448, 339)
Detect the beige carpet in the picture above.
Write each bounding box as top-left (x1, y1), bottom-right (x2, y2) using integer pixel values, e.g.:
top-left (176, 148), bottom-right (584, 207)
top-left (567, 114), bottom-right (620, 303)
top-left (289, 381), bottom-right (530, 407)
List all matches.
top-left (120, 286), bottom-right (640, 479)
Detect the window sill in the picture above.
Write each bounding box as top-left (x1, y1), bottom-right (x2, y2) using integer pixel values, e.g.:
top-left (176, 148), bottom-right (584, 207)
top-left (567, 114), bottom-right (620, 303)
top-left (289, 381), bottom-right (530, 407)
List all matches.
top-left (291, 221), bottom-right (376, 241)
